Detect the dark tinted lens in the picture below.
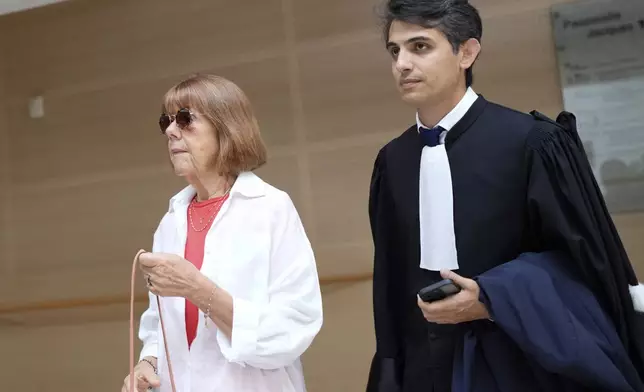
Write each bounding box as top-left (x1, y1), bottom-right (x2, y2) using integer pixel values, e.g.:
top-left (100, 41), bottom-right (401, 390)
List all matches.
top-left (159, 114), bottom-right (171, 134)
top-left (175, 108), bottom-right (192, 128)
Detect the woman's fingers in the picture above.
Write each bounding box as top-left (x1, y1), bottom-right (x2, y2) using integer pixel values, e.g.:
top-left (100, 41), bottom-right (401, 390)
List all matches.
top-left (122, 374), bottom-right (133, 392)
top-left (145, 371), bottom-right (161, 388)
top-left (122, 371), bottom-right (154, 392)
top-left (136, 373), bottom-right (151, 391)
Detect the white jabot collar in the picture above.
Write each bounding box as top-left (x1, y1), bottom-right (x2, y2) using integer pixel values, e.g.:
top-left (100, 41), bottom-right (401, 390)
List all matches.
top-left (418, 87), bottom-right (478, 272)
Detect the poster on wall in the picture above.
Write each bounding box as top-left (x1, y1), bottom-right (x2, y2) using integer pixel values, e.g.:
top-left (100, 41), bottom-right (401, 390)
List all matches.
top-left (551, 0), bottom-right (644, 213)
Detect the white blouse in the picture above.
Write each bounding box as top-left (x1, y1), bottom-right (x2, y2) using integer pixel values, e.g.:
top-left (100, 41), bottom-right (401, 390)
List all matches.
top-left (137, 172), bottom-right (323, 392)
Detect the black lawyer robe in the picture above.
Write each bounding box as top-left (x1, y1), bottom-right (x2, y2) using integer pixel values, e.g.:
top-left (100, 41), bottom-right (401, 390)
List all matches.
top-left (366, 96), bottom-right (644, 392)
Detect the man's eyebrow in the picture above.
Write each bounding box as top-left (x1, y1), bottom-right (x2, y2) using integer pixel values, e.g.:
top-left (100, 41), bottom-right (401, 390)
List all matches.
top-left (406, 36), bottom-right (432, 44)
top-left (386, 36), bottom-right (432, 49)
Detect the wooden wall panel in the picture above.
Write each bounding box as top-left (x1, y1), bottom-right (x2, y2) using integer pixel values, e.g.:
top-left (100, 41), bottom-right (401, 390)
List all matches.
top-left (473, 7), bottom-right (564, 116)
top-left (0, 30), bottom-right (10, 303)
top-left (298, 37), bottom-right (412, 142)
top-left (293, 0), bottom-right (381, 43)
top-left (300, 281), bottom-right (375, 391)
top-left (2, 0), bottom-right (287, 100)
top-left (309, 143), bottom-right (383, 277)
top-left (6, 82), bottom-right (169, 184)
top-left (0, 320), bottom-right (134, 390)
top-left (7, 59), bottom-right (296, 185)
top-left (9, 171), bottom-right (184, 304)
top-left (215, 57), bottom-right (297, 150)
top-left (472, 0), bottom-right (568, 18)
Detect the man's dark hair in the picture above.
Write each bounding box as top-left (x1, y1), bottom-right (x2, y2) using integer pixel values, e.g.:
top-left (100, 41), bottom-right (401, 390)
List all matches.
top-left (381, 0), bottom-right (483, 87)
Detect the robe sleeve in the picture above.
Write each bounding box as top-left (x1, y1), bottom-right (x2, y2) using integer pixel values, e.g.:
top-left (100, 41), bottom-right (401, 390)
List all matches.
top-left (524, 111), bottom-right (643, 371)
top-left (366, 148), bottom-right (403, 392)
top-left (471, 251), bottom-right (644, 392)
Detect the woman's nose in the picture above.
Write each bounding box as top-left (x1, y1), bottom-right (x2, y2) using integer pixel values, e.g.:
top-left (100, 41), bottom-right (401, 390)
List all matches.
top-left (165, 121), bottom-right (181, 139)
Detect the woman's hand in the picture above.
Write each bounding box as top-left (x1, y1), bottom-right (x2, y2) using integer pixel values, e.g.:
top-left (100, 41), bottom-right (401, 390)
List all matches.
top-left (138, 251), bottom-right (199, 298)
top-left (121, 357), bottom-right (160, 392)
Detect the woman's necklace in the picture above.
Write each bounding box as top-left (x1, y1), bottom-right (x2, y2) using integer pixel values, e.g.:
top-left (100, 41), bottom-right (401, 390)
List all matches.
top-left (188, 187), bottom-right (231, 232)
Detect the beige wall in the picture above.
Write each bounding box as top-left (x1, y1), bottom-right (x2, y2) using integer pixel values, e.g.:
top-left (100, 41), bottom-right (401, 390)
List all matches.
top-left (0, 30), bottom-right (8, 307)
top-left (0, 0), bottom-right (643, 391)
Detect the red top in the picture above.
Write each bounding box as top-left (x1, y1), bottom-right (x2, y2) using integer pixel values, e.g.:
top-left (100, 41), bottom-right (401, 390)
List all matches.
top-left (184, 193), bottom-right (228, 348)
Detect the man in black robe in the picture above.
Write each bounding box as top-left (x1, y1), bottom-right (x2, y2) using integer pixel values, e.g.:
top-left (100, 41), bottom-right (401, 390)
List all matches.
top-left (366, 1), bottom-right (644, 391)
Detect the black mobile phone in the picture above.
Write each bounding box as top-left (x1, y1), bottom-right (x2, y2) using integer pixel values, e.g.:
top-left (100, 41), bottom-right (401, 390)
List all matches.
top-left (418, 279), bottom-right (461, 303)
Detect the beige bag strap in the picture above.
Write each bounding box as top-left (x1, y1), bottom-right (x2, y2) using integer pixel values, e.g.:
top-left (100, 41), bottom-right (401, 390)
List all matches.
top-left (130, 249), bottom-right (177, 392)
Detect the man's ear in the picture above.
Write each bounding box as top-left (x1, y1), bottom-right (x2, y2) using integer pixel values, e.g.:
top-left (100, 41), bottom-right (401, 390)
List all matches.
top-left (460, 38), bottom-right (481, 70)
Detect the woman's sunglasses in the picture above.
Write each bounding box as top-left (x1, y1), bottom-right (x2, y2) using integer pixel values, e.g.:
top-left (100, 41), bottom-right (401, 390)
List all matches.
top-left (159, 108), bottom-right (197, 134)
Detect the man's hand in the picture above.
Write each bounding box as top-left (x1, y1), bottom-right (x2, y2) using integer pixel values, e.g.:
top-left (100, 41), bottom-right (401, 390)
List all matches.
top-left (417, 269), bottom-right (490, 324)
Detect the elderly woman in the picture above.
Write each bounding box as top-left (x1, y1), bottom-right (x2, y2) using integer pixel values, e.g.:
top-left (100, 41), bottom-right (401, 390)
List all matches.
top-left (121, 74), bottom-right (323, 392)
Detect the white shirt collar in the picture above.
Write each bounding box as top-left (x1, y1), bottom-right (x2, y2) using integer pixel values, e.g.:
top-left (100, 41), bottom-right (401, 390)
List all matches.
top-left (416, 87), bottom-right (479, 133)
top-left (169, 171), bottom-right (266, 212)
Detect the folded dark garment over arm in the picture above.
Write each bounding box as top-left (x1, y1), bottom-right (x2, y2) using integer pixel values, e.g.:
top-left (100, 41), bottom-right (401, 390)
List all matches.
top-left (453, 251), bottom-right (644, 392)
